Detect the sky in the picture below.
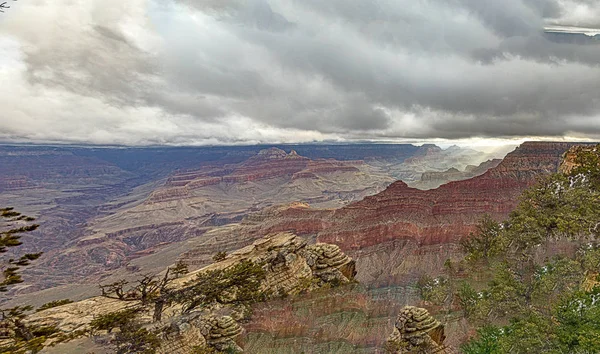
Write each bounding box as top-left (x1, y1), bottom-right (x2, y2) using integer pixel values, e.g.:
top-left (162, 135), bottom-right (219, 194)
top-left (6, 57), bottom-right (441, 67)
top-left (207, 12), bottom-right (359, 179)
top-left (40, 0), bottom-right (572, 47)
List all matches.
top-left (0, 0), bottom-right (599, 146)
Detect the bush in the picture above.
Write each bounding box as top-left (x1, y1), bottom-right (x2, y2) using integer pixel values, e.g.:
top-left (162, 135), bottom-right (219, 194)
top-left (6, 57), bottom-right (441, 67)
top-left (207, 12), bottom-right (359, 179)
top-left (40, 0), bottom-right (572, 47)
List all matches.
top-left (212, 251), bottom-right (227, 262)
top-left (36, 299), bottom-right (73, 312)
top-left (90, 308), bottom-right (140, 334)
top-left (178, 260), bottom-right (266, 313)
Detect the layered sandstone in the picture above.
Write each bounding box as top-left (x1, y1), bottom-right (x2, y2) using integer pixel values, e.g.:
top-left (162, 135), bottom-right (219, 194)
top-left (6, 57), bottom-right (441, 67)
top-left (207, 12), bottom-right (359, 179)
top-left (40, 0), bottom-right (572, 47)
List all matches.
top-left (318, 142), bottom-right (580, 250)
top-left (186, 142), bottom-right (582, 286)
top-left (385, 306), bottom-right (456, 354)
top-left (39, 149), bottom-right (388, 286)
top-left (3, 144), bottom-right (426, 302)
top-left (179, 232), bottom-right (356, 295)
top-left (151, 148), bottom-right (364, 203)
top-left (158, 315), bottom-right (243, 353)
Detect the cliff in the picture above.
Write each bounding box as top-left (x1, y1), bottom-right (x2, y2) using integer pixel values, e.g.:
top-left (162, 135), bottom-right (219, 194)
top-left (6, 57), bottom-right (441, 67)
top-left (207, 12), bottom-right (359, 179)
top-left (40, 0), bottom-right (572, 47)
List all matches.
top-left (318, 142), bottom-right (579, 250)
top-left (151, 148), bottom-right (363, 202)
top-left (173, 142), bottom-right (585, 287)
top-left (382, 144), bottom-right (500, 185)
top-left (414, 159), bottom-right (502, 190)
top-left (559, 144), bottom-right (600, 174)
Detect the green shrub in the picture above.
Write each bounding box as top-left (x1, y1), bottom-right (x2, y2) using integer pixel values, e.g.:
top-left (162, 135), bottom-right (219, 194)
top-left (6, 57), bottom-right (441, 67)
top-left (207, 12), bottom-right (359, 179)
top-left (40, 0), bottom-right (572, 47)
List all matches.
top-left (36, 299), bottom-right (73, 312)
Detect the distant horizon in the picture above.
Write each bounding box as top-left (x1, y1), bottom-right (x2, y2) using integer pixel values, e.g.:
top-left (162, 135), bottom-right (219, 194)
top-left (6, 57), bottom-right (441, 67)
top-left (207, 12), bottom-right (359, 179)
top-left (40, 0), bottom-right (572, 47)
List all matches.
top-left (1, 136), bottom-right (596, 148)
top-left (3, 138), bottom-right (599, 158)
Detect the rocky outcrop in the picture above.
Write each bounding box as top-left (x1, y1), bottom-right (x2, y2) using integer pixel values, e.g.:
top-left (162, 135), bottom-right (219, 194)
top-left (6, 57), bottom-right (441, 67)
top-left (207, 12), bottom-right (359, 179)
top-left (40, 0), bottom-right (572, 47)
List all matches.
top-left (27, 232), bottom-right (356, 353)
top-left (385, 306), bottom-right (456, 354)
top-left (186, 232), bottom-right (356, 296)
top-left (305, 243), bottom-right (357, 281)
top-left (158, 315), bottom-right (243, 353)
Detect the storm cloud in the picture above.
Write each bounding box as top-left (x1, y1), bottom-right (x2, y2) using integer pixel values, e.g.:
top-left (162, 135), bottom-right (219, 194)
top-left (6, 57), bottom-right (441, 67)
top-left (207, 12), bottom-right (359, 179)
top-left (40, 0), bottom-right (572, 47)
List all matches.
top-left (0, 0), bottom-right (599, 145)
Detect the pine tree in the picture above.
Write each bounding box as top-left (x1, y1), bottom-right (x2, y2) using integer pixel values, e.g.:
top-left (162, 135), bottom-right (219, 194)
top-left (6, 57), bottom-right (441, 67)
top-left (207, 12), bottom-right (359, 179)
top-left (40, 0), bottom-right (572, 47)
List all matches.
top-left (0, 207), bottom-right (42, 292)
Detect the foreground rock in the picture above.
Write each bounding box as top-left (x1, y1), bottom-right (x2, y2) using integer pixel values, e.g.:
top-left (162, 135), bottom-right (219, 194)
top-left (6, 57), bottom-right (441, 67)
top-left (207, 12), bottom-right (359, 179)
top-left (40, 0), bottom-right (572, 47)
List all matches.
top-left (385, 306), bottom-right (456, 354)
top-left (174, 232), bottom-right (356, 296)
top-left (21, 232), bottom-right (355, 353)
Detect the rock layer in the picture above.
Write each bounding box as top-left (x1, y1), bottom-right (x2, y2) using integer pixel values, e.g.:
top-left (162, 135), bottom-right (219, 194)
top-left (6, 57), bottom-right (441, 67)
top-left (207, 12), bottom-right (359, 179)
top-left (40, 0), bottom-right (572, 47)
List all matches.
top-left (319, 142), bottom-right (578, 250)
top-left (152, 148), bottom-right (364, 203)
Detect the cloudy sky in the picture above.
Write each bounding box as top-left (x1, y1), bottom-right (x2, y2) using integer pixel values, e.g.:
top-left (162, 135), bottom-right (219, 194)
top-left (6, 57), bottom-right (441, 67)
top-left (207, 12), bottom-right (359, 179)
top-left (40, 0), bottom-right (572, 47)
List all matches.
top-left (0, 0), bottom-right (599, 146)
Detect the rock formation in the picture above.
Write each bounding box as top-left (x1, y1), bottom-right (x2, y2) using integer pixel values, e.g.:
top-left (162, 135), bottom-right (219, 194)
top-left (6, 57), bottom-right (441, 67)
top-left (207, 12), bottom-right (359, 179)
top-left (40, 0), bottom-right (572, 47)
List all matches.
top-left (385, 306), bottom-right (456, 354)
top-left (380, 144), bottom-right (501, 186)
top-left (24, 232), bottom-right (356, 353)
top-left (187, 232), bottom-right (356, 296)
top-left (153, 147), bottom-right (365, 201)
top-left (158, 314), bottom-right (243, 353)
top-left (5, 147), bottom-right (391, 299)
top-left (319, 142), bottom-right (579, 250)
top-left (173, 142), bottom-right (588, 287)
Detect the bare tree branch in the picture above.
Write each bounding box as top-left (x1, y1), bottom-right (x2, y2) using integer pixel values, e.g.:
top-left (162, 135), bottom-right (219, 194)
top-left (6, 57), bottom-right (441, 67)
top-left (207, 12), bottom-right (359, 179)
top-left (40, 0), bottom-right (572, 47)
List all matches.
top-left (0, 1), bottom-right (18, 14)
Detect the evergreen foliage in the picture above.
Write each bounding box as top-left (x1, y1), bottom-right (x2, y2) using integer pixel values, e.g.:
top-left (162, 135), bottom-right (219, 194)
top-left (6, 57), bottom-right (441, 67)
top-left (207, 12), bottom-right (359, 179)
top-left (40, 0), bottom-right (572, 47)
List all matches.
top-left (90, 308), bottom-right (160, 354)
top-left (455, 146), bottom-right (600, 353)
top-left (177, 259), bottom-right (267, 313)
top-left (0, 207), bottom-right (42, 292)
top-left (36, 299), bottom-right (73, 312)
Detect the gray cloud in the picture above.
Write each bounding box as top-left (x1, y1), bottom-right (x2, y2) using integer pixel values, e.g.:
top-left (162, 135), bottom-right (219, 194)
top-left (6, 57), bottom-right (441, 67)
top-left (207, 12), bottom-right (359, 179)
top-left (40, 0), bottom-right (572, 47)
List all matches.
top-left (0, 0), bottom-right (599, 145)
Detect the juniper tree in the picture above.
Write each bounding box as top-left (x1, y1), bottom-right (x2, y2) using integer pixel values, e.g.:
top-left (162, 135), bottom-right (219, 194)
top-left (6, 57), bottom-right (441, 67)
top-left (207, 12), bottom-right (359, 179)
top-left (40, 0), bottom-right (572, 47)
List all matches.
top-left (99, 261), bottom-right (189, 322)
top-left (0, 207), bottom-right (42, 292)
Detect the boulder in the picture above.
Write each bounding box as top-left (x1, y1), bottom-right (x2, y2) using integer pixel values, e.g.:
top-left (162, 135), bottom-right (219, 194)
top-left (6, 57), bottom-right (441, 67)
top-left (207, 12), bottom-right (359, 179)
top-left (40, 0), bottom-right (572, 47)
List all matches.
top-left (385, 306), bottom-right (456, 354)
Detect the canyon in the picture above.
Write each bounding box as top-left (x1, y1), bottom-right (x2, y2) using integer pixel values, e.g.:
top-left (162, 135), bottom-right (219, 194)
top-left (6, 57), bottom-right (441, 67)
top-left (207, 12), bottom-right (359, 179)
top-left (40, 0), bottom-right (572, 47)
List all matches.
top-left (0, 141), bottom-right (590, 353)
top-left (173, 142), bottom-right (579, 286)
top-left (1, 143), bottom-right (502, 301)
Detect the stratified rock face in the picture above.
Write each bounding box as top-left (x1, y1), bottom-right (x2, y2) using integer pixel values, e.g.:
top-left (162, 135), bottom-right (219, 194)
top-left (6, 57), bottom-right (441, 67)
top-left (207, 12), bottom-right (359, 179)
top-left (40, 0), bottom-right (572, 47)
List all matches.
top-left (158, 315), bottom-right (243, 353)
top-left (305, 243), bottom-right (357, 281)
top-left (318, 142), bottom-right (580, 250)
top-left (204, 316), bottom-right (244, 351)
top-left (174, 142), bottom-right (584, 287)
top-left (209, 142), bottom-right (580, 286)
top-left (152, 147), bottom-right (363, 202)
top-left (385, 306), bottom-right (456, 354)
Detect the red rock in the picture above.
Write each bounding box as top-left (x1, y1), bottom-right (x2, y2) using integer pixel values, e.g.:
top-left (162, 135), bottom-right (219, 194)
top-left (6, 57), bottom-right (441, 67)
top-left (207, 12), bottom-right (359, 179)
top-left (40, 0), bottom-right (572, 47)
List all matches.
top-left (149, 149), bottom-right (368, 202)
top-left (316, 142), bottom-right (580, 250)
top-left (241, 142), bottom-right (581, 252)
